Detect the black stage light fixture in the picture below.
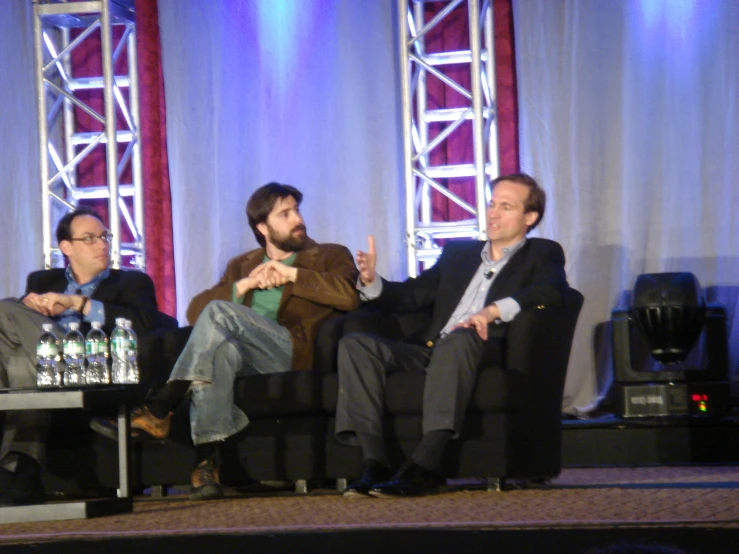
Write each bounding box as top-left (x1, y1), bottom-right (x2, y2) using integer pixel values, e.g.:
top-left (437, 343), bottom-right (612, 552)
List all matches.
top-left (631, 272), bottom-right (705, 364)
top-left (611, 272), bottom-right (730, 418)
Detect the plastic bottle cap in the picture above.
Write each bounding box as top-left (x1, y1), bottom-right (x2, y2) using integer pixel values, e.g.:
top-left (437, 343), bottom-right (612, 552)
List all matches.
top-left (92, 321), bottom-right (102, 329)
top-left (69, 322), bottom-right (80, 331)
top-left (42, 323), bottom-right (53, 332)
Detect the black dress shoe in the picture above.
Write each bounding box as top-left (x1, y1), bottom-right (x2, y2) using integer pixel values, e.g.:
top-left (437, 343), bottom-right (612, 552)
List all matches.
top-left (344, 459), bottom-right (393, 498)
top-left (369, 460), bottom-right (444, 497)
top-left (0, 453), bottom-right (46, 507)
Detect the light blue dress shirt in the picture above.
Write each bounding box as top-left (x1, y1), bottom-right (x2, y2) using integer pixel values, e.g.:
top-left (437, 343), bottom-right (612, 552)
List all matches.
top-left (359, 239), bottom-right (526, 337)
top-left (56, 266), bottom-right (109, 331)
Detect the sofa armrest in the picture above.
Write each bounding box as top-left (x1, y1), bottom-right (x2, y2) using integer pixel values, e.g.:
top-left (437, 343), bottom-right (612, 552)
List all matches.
top-left (313, 307), bottom-right (406, 375)
top-left (504, 287), bottom-right (583, 414)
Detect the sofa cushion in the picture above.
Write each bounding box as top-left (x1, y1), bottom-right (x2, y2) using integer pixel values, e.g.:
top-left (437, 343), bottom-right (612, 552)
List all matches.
top-left (322, 367), bottom-right (527, 415)
top-left (234, 370), bottom-right (324, 418)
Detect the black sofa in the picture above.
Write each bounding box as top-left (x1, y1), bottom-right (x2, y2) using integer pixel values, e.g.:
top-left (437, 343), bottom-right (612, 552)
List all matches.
top-left (43, 287), bottom-right (583, 495)
top-left (45, 324), bottom-right (332, 495)
top-left (322, 287), bottom-right (584, 490)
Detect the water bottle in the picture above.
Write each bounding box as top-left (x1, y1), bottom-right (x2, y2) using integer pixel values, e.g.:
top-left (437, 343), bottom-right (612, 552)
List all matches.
top-left (110, 318), bottom-right (129, 384)
top-left (85, 321), bottom-right (110, 385)
top-left (37, 323), bottom-right (62, 387)
top-left (62, 322), bottom-right (86, 386)
top-left (124, 319), bottom-right (140, 384)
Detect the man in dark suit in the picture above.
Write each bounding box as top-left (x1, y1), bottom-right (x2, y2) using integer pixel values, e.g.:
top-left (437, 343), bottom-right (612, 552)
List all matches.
top-left (335, 173), bottom-right (569, 497)
top-left (0, 208), bottom-right (165, 506)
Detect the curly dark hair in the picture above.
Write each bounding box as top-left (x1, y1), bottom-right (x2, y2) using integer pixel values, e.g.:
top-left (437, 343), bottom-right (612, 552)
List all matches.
top-left (246, 182), bottom-right (303, 247)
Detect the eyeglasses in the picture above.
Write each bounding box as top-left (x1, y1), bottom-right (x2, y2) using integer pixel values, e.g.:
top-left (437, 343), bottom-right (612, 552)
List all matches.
top-left (69, 232), bottom-right (113, 245)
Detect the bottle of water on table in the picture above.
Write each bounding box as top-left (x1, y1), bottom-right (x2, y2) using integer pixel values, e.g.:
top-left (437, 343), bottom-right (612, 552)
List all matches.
top-left (62, 322), bottom-right (86, 386)
top-left (85, 321), bottom-right (110, 385)
top-left (37, 323), bottom-right (62, 387)
top-left (123, 319), bottom-right (140, 384)
top-left (110, 318), bottom-right (129, 384)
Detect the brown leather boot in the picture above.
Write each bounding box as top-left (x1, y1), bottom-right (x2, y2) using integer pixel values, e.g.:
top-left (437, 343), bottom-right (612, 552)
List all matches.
top-left (190, 458), bottom-right (223, 501)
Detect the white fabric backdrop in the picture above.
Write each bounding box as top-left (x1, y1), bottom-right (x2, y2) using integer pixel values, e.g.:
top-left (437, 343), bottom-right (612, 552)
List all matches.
top-left (0, 0), bottom-right (42, 298)
top-left (514, 0), bottom-right (739, 414)
top-left (5, 0), bottom-right (738, 416)
top-left (157, 0), bottom-right (406, 323)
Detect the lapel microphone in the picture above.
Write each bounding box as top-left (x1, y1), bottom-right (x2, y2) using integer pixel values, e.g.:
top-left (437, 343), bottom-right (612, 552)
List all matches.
top-left (484, 268), bottom-right (495, 280)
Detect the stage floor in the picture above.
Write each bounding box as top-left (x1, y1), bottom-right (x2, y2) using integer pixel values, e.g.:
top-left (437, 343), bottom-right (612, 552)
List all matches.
top-left (1, 465), bottom-right (738, 551)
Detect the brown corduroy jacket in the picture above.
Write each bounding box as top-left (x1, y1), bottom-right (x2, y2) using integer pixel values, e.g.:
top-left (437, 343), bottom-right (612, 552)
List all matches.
top-left (186, 238), bottom-right (360, 371)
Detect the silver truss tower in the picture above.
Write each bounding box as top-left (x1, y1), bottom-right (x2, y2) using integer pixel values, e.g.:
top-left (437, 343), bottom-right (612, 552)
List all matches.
top-left (32, 0), bottom-right (145, 270)
top-left (399, 0), bottom-right (498, 276)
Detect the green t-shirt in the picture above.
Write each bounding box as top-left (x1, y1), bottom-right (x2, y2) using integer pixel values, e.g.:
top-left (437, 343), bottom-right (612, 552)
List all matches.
top-left (232, 253), bottom-right (297, 321)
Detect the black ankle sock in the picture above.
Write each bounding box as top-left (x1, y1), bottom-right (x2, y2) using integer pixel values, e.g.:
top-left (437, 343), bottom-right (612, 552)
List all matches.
top-left (356, 432), bottom-right (389, 467)
top-left (148, 380), bottom-right (191, 419)
top-left (411, 430), bottom-right (453, 471)
top-left (195, 442), bottom-right (218, 465)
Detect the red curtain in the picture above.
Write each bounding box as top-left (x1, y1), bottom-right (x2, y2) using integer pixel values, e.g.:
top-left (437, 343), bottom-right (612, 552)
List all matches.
top-left (66, 1), bottom-right (176, 316)
top-left (422, 0), bottom-right (519, 223)
top-left (135, 0), bottom-right (177, 316)
top-left (492, 0), bottom-right (520, 175)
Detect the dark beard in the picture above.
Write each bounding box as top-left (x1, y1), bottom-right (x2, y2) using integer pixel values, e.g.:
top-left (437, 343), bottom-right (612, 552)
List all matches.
top-left (269, 225), bottom-right (307, 252)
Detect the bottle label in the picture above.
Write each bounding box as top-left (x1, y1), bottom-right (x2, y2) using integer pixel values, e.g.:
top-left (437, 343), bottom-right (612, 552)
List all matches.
top-left (37, 343), bottom-right (58, 358)
top-left (86, 342), bottom-right (105, 356)
top-left (65, 343), bottom-right (84, 356)
top-left (112, 336), bottom-right (127, 355)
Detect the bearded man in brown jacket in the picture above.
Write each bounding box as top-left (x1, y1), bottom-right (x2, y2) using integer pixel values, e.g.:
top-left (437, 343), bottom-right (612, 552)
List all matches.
top-left (94, 182), bottom-right (359, 500)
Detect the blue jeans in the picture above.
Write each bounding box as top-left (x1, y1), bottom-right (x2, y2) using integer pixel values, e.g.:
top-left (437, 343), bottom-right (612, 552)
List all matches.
top-left (169, 300), bottom-right (292, 445)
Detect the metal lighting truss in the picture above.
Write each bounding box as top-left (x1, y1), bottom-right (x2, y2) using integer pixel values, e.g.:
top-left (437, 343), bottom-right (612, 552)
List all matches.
top-left (32, 0), bottom-right (145, 270)
top-left (398, 0), bottom-right (498, 276)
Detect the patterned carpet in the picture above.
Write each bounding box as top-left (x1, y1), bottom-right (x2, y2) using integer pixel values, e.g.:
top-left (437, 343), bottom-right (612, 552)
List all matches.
top-left (1, 466), bottom-right (738, 545)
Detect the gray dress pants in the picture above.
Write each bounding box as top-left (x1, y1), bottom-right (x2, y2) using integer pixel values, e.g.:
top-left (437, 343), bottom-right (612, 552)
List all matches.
top-left (334, 327), bottom-right (502, 445)
top-left (0, 298), bottom-right (64, 464)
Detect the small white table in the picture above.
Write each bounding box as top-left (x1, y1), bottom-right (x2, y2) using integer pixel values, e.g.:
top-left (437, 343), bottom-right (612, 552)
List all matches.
top-left (0, 387), bottom-right (135, 523)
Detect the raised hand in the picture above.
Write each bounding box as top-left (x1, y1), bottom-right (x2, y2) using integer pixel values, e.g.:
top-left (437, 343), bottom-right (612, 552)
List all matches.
top-left (356, 235), bottom-right (377, 286)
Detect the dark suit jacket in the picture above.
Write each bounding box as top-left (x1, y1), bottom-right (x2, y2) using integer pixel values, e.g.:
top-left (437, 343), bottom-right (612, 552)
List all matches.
top-left (370, 238), bottom-right (568, 343)
top-left (25, 268), bottom-right (169, 339)
top-left (186, 238), bottom-right (360, 371)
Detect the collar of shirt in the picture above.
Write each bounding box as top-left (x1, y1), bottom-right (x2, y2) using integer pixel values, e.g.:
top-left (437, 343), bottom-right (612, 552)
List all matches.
top-left (481, 237), bottom-right (527, 269)
top-left (64, 266), bottom-right (110, 296)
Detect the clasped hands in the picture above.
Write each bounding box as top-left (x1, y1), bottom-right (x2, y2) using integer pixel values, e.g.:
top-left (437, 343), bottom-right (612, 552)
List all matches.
top-left (236, 260), bottom-right (298, 296)
top-left (23, 292), bottom-right (83, 317)
top-left (450, 304), bottom-right (501, 341)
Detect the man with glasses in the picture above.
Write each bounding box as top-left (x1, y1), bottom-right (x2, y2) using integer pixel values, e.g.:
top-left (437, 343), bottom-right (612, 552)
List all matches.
top-left (0, 207), bottom-right (166, 506)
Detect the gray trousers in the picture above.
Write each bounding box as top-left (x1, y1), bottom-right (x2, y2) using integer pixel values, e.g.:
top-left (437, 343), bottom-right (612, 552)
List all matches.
top-left (0, 298), bottom-right (64, 465)
top-left (334, 328), bottom-right (502, 446)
